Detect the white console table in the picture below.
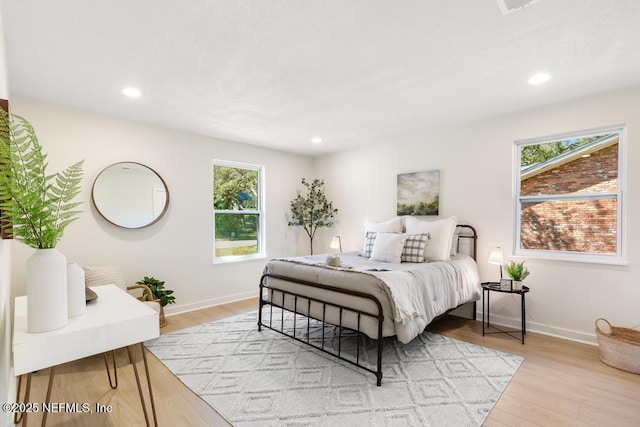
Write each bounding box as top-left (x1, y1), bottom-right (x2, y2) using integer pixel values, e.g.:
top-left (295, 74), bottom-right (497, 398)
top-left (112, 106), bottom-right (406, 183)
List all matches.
top-left (13, 284), bottom-right (160, 426)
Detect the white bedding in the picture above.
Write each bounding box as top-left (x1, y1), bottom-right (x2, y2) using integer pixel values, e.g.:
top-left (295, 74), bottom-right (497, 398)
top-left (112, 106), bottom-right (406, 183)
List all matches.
top-left (263, 251), bottom-right (480, 344)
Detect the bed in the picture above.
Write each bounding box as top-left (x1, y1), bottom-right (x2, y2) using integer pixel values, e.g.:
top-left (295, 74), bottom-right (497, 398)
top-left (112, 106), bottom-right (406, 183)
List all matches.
top-left (258, 223), bottom-right (480, 386)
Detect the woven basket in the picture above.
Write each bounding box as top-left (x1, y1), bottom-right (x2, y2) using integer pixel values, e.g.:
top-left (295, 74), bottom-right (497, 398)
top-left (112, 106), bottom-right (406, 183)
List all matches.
top-left (595, 318), bottom-right (640, 374)
top-left (135, 293), bottom-right (167, 328)
top-left (158, 305), bottom-right (167, 328)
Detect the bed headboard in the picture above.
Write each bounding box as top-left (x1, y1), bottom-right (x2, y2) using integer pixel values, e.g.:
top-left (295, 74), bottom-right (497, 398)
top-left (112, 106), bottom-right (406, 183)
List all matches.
top-left (455, 224), bottom-right (478, 261)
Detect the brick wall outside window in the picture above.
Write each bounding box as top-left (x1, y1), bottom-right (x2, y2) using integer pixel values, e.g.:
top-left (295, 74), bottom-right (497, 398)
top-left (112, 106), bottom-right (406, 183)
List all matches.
top-left (520, 143), bottom-right (618, 254)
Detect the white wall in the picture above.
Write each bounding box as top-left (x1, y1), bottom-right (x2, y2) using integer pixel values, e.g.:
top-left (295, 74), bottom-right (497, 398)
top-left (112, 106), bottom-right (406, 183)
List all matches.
top-left (8, 97), bottom-right (313, 315)
top-left (314, 85), bottom-right (640, 344)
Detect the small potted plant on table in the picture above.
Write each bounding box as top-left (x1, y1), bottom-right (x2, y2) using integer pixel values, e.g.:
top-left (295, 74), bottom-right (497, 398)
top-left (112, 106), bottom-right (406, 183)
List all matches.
top-left (136, 276), bottom-right (175, 327)
top-left (503, 261), bottom-right (530, 290)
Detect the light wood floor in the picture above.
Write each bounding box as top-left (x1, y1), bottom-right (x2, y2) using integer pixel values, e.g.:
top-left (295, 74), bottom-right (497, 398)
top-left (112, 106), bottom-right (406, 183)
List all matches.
top-left (15, 298), bottom-right (640, 426)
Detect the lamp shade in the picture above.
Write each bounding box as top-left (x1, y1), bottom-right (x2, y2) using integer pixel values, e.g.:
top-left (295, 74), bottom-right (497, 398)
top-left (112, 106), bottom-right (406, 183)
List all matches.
top-left (330, 236), bottom-right (342, 252)
top-left (488, 247), bottom-right (504, 265)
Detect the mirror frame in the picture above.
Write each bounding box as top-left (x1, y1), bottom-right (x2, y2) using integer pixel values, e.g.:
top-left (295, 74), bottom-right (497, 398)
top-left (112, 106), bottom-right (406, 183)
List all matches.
top-left (92, 161), bottom-right (170, 229)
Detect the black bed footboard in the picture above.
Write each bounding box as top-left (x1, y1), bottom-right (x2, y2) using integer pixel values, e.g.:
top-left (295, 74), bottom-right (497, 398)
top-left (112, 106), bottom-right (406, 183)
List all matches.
top-left (258, 273), bottom-right (385, 386)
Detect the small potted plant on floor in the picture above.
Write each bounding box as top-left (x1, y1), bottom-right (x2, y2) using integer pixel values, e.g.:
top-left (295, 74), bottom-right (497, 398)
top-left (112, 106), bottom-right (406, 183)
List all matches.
top-left (136, 276), bottom-right (175, 327)
top-left (503, 261), bottom-right (530, 290)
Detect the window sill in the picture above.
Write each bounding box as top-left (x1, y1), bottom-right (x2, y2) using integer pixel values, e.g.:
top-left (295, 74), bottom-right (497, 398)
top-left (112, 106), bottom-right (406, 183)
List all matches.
top-left (513, 250), bottom-right (627, 266)
top-left (213, 254), bottom-right (267, 265)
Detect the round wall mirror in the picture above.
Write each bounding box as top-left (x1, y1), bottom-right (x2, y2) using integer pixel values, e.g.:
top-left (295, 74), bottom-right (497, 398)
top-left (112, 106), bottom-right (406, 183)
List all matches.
top-left (92, 162), bottom-right (169, 229)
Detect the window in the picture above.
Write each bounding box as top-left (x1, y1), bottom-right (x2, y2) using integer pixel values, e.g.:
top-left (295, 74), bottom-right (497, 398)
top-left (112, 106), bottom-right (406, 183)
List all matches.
top-left (514, 125), bottom-right (625, 263)
top-left (213, 160), bottom-right (264, 263)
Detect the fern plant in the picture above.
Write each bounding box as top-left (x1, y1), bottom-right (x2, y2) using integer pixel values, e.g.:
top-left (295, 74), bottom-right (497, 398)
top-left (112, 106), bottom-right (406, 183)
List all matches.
top-left (0, 110), bottom-right (84, 249)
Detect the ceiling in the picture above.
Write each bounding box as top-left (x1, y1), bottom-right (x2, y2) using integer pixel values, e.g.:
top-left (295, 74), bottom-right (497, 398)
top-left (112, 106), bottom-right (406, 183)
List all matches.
top-left (2, 0), bottom-right (640, 156)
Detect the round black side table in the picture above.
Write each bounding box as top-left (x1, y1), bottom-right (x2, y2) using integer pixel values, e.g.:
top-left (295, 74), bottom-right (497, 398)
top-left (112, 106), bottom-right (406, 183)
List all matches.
top-left (481, 282), bottom-right (530, 344)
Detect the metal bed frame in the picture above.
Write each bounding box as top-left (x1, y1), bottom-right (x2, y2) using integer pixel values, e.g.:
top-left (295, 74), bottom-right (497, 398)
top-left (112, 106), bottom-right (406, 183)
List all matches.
top-left (258, 224), bottom-right (477, 386)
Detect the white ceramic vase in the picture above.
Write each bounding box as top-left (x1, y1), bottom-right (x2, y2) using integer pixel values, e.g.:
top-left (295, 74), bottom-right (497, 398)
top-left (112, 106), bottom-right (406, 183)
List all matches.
top-left (26, 248), bottom-right (68, 332)
top-left (67, 262), bottom-right (86, 317)
top-left (512, 280), bottom-right (523, 291)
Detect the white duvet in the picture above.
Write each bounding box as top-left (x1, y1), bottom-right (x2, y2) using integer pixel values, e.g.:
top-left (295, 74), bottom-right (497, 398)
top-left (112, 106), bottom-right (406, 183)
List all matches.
top-left (264, 252), bottom-right (481, 343)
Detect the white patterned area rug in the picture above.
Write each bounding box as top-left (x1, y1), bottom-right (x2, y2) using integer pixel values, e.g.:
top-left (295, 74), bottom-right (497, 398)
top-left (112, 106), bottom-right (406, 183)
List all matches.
top-left (146, 310), bottom-right (523, 426)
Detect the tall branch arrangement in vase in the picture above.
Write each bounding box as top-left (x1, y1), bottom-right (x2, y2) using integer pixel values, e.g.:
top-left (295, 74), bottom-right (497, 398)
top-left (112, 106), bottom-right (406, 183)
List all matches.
top-left (288, 178), bottom-right (338, 255)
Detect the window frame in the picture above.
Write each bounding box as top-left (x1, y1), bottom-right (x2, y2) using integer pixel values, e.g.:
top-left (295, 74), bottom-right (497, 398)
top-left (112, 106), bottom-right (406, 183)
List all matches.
top-left (212, 159), bottom-right (265, 264)
top-left (513, 124), bottom-right (626, 265)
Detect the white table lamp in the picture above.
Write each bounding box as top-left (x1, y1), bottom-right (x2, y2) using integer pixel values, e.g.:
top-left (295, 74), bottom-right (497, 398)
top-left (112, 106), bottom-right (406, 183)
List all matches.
top-left (488, 246), bottom-right (504, 279)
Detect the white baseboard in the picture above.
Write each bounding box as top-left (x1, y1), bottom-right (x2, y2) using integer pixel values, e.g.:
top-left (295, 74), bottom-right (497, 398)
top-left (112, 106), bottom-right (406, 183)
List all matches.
top-left (163, 290), bottom-right (258, 317)
top-left (475, 311), bottom-right (597, 346)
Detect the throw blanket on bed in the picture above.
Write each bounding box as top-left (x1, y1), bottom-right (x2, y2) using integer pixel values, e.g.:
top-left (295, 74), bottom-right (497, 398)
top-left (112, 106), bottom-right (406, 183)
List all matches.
top-left (273, 256), bottom-right (423, 324)
top-left (269, 252), bottom-right (480, 343)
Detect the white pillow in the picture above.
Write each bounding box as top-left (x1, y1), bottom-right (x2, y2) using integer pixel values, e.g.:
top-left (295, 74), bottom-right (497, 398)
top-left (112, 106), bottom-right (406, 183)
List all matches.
top-left (83, 265), bottom-right (126, 288)
top-left (363, 217), bottom-right (403, 233)
top-left (363, 217), bottom-right (403, 253)
top-left (370, 233), bottom-right (408, 263)
top-left (405, 216), bottom-right (457, 261)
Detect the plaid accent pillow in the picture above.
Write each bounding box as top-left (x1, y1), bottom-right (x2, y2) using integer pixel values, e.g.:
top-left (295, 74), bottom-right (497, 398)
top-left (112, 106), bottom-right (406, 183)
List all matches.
top-left (363, 231), bottom-right (377, 258)
top-left (401, 233), bottom-right (430, 263)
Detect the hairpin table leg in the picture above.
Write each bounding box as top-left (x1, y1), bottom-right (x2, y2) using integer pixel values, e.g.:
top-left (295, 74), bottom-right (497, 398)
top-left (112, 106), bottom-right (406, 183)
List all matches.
top-left (13, 373), bottom-right (31, 425)
top-left (14, 369), bottom-right (53, 427)
top-left (140, 343), bottom-right (158, 426)
top-left (41, 366), bottom-right (56, 426)
top-left (127, 344), bottom-right (157, 427)
top-left (103, 350), bottom-right (118, 389)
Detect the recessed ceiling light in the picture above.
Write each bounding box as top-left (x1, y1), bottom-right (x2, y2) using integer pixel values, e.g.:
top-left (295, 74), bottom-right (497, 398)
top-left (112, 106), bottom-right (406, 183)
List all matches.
top-left (122, 87), bottom-right (142, 98)
top-left (528, 73), bottom-right (551, 85)
top-left (311, 137), bottom-right (322, 144)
